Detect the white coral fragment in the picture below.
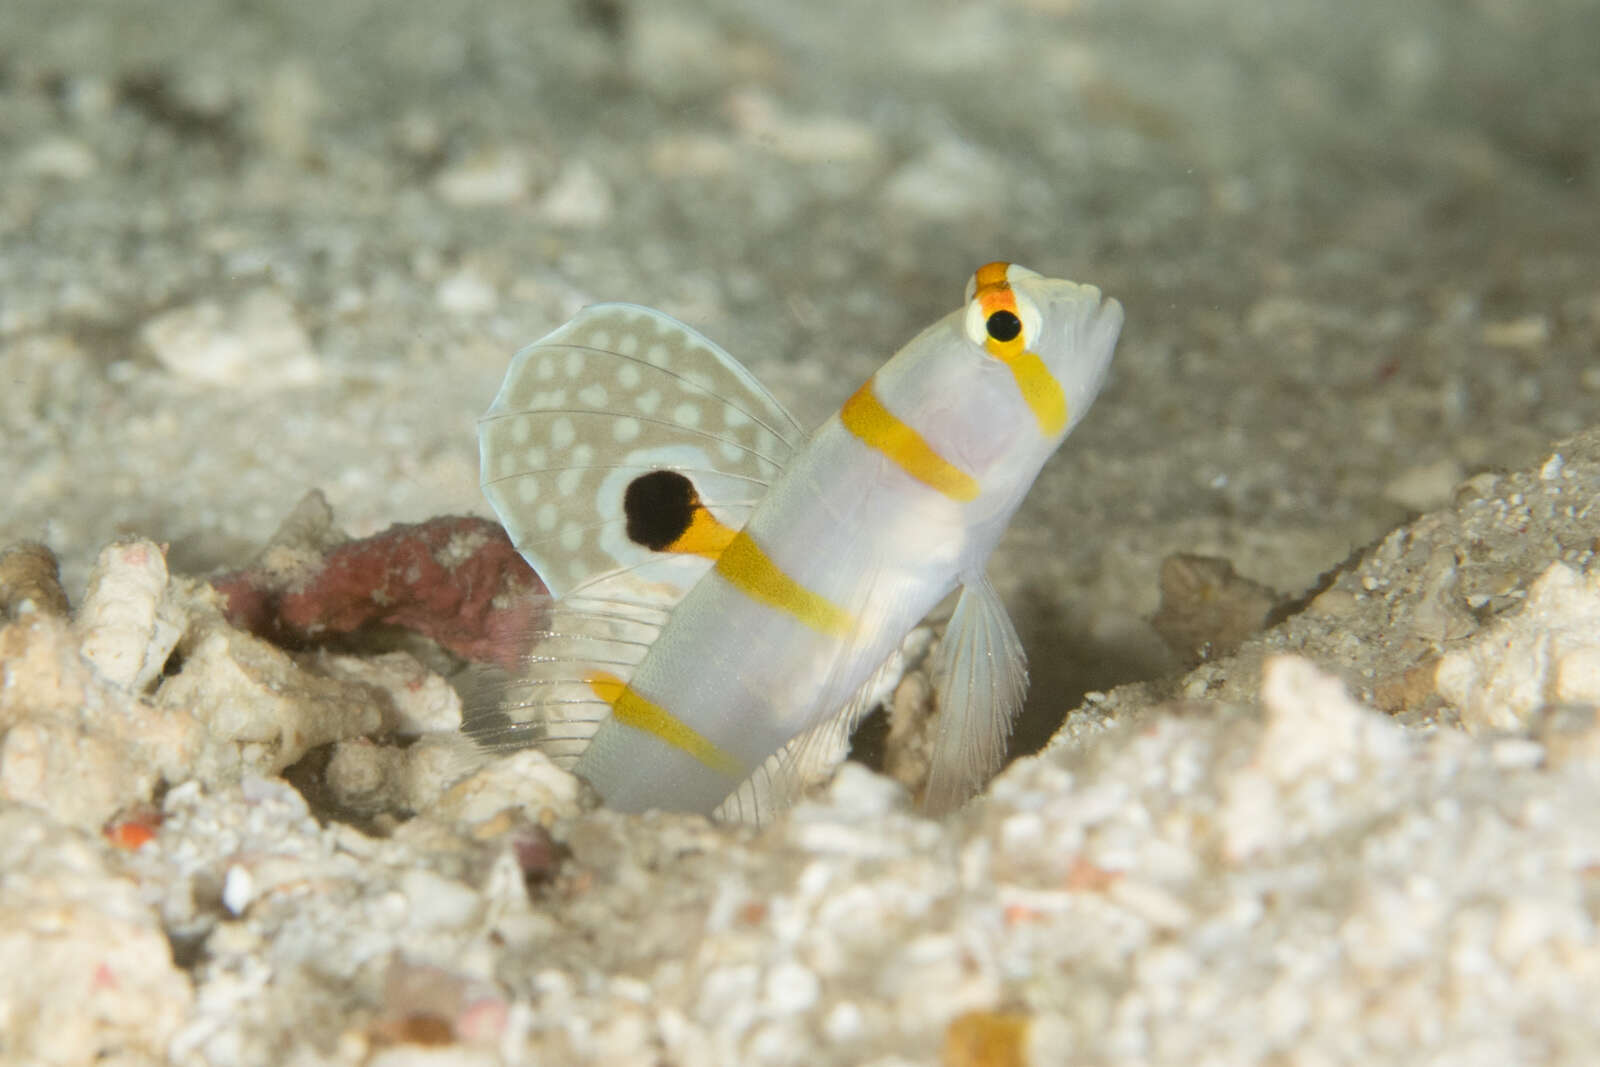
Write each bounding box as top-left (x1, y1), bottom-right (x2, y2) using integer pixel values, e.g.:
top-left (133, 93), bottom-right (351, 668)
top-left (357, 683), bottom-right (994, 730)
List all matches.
top-left (1435, 563), bottom-right (1600, 731)
top-left (315, 650), bottom-right (463, 734)
top-left (435, 749), bottom-right (586, 824)
top-left (1257, 654), bottom-right (1405, 783)
top-left (140, 288), bottom-right (321, 388)
top-left (0, 534), bottom-right (461, 827)
top-left (156, 620), bottom-right (384, 778)
top-left (76, 538), bottom-right (182, 691)
top-left (1222, 655), bottom-right (1406, 861)
top-left (0, 807), bottom-right (192, 1062)
top-left (434, 145), bottom-right (530, 205)
top-left (0, 610), bottom-right (186, 828)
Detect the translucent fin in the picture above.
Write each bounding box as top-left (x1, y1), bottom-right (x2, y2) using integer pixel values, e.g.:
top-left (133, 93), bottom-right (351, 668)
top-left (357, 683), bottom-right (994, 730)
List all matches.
top-left (479, 303), bottom-right (805, 602)
top-left (923, 573), bottom-right (1029, 815)
top-left (461, 591), bottom-right (667, 767)
top-left (715, 649), bottom-right (905, 825)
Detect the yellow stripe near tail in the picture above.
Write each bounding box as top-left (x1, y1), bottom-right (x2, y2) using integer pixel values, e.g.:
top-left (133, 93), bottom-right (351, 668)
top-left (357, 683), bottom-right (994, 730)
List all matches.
top-left (587, 672), bottom-right (744, 778)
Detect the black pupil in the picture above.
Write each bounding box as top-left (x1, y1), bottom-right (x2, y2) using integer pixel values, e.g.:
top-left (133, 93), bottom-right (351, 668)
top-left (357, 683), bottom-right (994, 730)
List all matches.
top-left (985, 309), bottom-right (1022, 343)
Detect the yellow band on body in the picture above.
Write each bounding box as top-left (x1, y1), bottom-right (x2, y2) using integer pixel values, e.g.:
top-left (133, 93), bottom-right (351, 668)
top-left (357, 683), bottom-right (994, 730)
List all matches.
top-left (667, 506), bottom-right (739, 559)
top-left (714, 530), bottom-right (854, 638)
top-left (588, 672), bottom-right (744, 778)
top-left (840, 380), bottom-right (980, 502)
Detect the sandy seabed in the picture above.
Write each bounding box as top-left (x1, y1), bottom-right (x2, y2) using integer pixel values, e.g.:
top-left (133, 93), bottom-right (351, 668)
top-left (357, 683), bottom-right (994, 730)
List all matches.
top-left (3, 0), bottom-right (1600, 1063)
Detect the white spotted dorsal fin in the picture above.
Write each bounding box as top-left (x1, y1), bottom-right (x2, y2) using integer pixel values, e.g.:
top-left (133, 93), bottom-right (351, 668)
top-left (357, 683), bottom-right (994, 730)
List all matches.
top-left (480, 303), bottom-right (805, 603)
top-left (923, 573), bottom-right (1029, 815)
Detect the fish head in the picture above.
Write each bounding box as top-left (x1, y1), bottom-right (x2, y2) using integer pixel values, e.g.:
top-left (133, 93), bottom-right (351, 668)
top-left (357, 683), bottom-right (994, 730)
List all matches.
top-left (960, 260), bottom-right (1123, 445)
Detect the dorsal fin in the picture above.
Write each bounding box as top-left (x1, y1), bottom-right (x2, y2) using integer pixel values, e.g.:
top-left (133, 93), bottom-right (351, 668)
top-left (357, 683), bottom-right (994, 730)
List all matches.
top-left (479, 303), bottom-right (805, 605)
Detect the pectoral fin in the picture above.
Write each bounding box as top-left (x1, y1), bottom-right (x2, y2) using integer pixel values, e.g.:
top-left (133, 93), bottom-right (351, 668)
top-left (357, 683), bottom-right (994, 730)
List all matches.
top-left (924, 573), bottom-right (1029, 815)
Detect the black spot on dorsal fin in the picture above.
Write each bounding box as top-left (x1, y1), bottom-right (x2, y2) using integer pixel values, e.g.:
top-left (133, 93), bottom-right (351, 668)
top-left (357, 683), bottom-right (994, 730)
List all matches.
top-left (624, 470), bottom-right (699, 551)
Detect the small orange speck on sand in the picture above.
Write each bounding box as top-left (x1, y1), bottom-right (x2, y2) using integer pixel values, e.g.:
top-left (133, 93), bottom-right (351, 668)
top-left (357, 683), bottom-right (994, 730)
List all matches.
top-left (1003, 903), bottom-right (1041, 925)
top-left (1064, 855), bottom-right (1121, 892)
top-left (104, 815), bottom-right (160, 850)
top-left (944, 1010), bottom-right (1030, 1067)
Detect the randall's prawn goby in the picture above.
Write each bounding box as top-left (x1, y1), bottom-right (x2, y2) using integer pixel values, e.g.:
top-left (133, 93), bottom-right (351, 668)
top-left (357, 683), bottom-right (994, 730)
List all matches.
top-left (475, 263), bottom-right (1123, 819)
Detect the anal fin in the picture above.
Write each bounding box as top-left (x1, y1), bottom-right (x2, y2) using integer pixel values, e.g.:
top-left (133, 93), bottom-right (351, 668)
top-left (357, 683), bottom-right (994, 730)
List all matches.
top-left (715, 647), bottom-right (908, 825)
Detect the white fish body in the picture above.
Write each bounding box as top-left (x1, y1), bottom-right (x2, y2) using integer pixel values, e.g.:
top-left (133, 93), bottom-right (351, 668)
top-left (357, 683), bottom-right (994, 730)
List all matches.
top-left (477, 263), bottom-right (1123, 817)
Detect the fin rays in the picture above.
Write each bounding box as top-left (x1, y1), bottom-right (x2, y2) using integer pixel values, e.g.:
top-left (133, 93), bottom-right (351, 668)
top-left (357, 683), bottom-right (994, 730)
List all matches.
top-left (923, 574), bottom-right (1029, 815)
top-left (480, 302), bottom-right (802, 602)
top-left (483, 462), bottom-right (775, 491)
top-left (478, 337), bottom-right (805, 449)
top-left (461, 590), bottom-right (666, 765)
top-left (480, 408), bottom-right (794, 472)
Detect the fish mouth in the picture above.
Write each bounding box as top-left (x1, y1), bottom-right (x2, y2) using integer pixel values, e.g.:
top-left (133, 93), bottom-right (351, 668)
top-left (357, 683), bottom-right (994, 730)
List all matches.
top-left (1045, 280), bottom-right (1121, 346)
top-left (1081, 287), bottom-right (1124, 335)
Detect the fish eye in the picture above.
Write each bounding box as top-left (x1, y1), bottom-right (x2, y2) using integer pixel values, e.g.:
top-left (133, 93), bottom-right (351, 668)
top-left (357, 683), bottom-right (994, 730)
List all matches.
top-left (985, 310), bottom-right (1022, 343)
top-left (962, 264), bottom-right (1044, 350)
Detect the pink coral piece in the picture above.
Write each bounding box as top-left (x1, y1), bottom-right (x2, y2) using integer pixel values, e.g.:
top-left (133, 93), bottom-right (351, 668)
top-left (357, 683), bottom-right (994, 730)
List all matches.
top-left (214, 516), bottom-right (544, 670)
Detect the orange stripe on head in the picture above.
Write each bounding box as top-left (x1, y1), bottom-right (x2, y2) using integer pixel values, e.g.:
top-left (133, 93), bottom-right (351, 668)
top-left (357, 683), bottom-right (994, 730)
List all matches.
top-left (967, 262), bottom-right (1068, 435)
top-left (973, 262), bottom-right (1011, 295)
top-left (971, 261), bottom-right (1027, 361)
